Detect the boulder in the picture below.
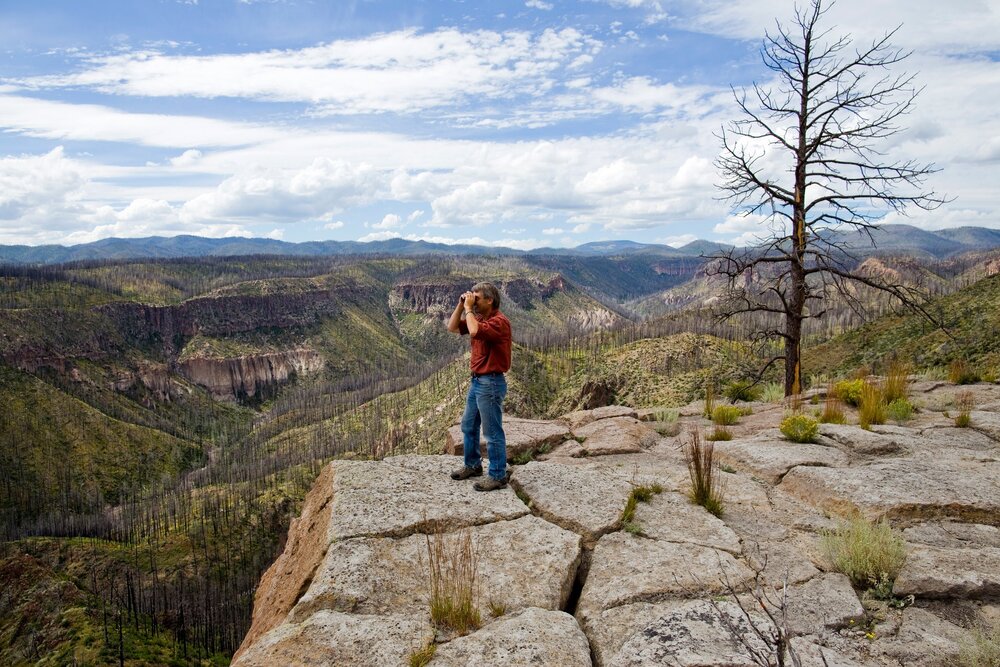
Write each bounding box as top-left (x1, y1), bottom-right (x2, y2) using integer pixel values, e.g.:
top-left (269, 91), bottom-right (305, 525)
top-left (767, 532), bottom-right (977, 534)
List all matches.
top-left (818, 423), bottom-right (906, 456)
top-left (782, 573), bottom-right (865, 636)
top-left (789, 638), bottom-right (867, 667)
top-left (779, 457), bottom-right (1000, 524)
top-left (902, 521), bottom-right (1000, 548)
top-left (562, 405), bottom-right (638, 430)
top-left (509, 461), bottom-right (634, 542)
top-left (573, 417), bottom-right (660, 456)
top-left (444, 417), bottom-right (571, 459)
top-left (712, 436), bottom-right (849, 484)
top-left (893, 545), bottom-right (1000, 598)
top-left (586, 600), bottom-right (773, 667)
top-left (231, 610), bottom-right (433, 667)
top-left (289, 515), bottom-right (582, 622)
top-left (329, 457), bottom-right (529, 540)
top-left (430, 607), bottom-right (593, 667)
top-left (632, 491), bottom-right (742, 554)
top-left (577, 532), bottom-right (754, 623)
top-left (875, 607), bottom-right (965, 667)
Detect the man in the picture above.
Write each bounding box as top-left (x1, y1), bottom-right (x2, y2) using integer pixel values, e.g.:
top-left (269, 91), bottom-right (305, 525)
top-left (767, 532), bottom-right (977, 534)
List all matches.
top-left (447, 282), bottom-right (512, 491)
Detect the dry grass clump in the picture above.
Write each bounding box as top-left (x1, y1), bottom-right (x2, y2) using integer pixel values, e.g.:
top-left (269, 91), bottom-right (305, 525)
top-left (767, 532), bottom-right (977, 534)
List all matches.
top-left (821, 516), bottom-right (907, 594)
top-left (705, 426), bottom-right (733, 441)
top-left (955, 390), bottom-right (975, 428)
top-left (712, 405), bottom-right (742, 426)
top-left (950, 358), bottom-right (981, 385)
top-left (425, 525), bottom-right (481, 636)
top-left (684, 428), bottom-right (724, 517)
top-left (858, 381), bottom-right (887, 430)
top-left (820, 383), bottom-right (847, 424)
top-left (882, 360), bottom-right (910, 404)
top-left (408, 642), bottom-right (437, 667)
top-left (959, 620), bottom-right (1000, 667)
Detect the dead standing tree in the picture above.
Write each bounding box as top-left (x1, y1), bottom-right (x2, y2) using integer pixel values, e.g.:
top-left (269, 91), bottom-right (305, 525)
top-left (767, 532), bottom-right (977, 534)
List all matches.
top-left (710, 0), bottom-right (947, 396)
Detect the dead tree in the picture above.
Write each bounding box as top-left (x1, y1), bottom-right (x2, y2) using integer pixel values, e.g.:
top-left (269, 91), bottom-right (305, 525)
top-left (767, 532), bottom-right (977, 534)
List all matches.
top-left (710, 0), bottom-right (947, 395)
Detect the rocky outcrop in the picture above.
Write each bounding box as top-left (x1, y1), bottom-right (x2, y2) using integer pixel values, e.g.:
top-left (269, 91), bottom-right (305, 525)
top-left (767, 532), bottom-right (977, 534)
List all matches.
top-left (235, 386), bottom-right (1000, 666)
top-left (178, 348), bottom-right (324, 400)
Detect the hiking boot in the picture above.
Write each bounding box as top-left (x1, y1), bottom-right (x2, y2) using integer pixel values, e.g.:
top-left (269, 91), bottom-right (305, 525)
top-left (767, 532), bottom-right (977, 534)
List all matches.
top-left (450, 465), bottom-right (483, 480)
top-left (473, 477), bottom-right (507, 492)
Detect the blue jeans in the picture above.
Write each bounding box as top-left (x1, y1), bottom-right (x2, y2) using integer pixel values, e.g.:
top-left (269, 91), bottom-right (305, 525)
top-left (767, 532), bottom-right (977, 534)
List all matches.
top-left (461, 374), bottom-right (508, 481)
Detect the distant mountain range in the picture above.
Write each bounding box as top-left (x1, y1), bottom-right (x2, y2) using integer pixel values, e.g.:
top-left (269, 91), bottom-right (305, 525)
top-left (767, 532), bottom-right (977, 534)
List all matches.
top-left (2, 224), bottom-right (998, 264)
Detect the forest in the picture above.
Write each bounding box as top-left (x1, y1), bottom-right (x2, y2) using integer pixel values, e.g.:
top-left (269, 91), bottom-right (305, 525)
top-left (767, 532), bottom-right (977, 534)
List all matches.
top-left (1, 247), bottom-right (999, 664)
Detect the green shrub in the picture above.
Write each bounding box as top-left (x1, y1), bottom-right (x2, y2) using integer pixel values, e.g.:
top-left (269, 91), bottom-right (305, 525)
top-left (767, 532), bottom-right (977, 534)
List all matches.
top-left (712, 405), bottom-right (742, 426)
top-left (858, 381), bottom-right (887, 430)
top-left (886, 398), bottom-right (914, 423)
top-left (959, 621), bottom-right (1000, 667)
top-left (821, 516), bottom-right (907, 591)
top-left (780, 414), bottom-right (819, 443)
top-left (724, 380), bottom-right (760, 403)
top-left (834, 379), bottom-right (866, 407)
top-left (620, 482), bottom-right (664, 535)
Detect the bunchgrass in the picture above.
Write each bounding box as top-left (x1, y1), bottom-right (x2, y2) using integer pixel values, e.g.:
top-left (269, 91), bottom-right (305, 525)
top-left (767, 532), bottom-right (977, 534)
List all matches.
top-left (955, 390), bottom-right (975, 428)
top-left (425, 526), bottom-right (481, 636)
top-left (959, 620), bottom-right (1000, 667)
top-left (620, 482), bottom-right (664, 534)
top-left (886, 398), bottom-right (914, 424)
top-left (706, 426), bottom-right (733, 441)
top-left (684, 428), bottom-right (724, 517)
top-left (950, 358), bottom-right (981, 385)
top-left (712, 405), bottom-right (741, 426)
top-left (821, 516), bottom-right (907, 592)
top-left (760, 381), bottom-right (785, 402)
top-left (821, 384), bottom-right (847, 424)
top-left (409, 642), bottom-right (437, 667)
top-left (487, 597), bottom-right (507, 618)
top-left (882, 360), bottom-right (910, 404)
top-left (703, 381), bottom-right (716, 419)
top-left (723, 379), bottom-right (760, 403)
top-left (858, 381), bottom-right (887, 430)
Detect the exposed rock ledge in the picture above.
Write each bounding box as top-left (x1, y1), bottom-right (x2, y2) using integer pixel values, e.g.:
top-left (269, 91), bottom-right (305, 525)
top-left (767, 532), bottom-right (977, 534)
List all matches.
top-left (234, 389), bottom-right (1000, 666)
top-left (178, 348), bottom-right (323, 400)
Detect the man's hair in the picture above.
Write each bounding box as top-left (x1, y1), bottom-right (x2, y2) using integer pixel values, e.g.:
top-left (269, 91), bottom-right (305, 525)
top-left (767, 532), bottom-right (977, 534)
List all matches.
top-left (472, 282), bottom-right (501, 310)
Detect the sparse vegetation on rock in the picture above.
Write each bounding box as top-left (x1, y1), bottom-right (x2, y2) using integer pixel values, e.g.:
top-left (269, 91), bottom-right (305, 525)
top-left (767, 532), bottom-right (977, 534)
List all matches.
top-left (821, 516), bottom-right (907, 595)
top-left (779, 414), bottom-right (819, 443)
top-left (684, 428), bottom-right (725, 517)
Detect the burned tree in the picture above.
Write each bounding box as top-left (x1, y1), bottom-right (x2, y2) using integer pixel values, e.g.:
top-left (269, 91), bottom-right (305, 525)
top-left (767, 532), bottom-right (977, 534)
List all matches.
top-left (711, 0), bottom-right (947, 395)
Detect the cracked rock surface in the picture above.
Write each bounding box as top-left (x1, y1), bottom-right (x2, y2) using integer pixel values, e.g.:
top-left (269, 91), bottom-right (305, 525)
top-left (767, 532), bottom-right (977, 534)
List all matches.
top-left (233, 385), bottom-right (1000, 666)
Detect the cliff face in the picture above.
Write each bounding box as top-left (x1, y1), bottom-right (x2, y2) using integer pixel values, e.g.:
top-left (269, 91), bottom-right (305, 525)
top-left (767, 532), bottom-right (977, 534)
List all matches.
top-left (233, 389), bottom-right (1000, 667)
top-left (179, 348), bottom-right (324, 400)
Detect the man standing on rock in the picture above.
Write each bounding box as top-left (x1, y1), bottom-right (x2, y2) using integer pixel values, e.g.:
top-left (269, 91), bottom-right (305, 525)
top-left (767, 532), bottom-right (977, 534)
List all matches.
top-left (447, 282), bottom-right (512, 491)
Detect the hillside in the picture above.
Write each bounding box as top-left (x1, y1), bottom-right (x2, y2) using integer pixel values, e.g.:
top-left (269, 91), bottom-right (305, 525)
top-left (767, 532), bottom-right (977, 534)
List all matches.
top-left (805, 272), bottom-right (1000, 376)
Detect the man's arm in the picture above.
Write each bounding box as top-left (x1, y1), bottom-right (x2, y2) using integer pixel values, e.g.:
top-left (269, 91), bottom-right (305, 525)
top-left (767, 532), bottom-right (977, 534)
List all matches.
top-left (447, 297), bottom-right (465, 333)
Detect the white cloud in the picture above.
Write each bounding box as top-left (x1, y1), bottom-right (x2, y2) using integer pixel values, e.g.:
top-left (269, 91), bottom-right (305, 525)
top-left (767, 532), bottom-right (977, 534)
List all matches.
top-left (713, 212), bottom-right (782, 246)
top-left (525, 0), bottom-right (553, 9)
top-left (660, 233), bottom-right (697, 247)
top-left (323, 220), bottom-right (345, 230)
top-left (572, 223), bottom-right (592, 233)
top-left (542, 227), bottom-right (564, 235)
top-left (170, 149), bottom-right (203, 167)
top-left (357, 230), bottom-right (401, 242)
top-left (372, 213), bottom-right (403, 229)
top-left (0, 95), bottom-right (281, 148)
top-left (20, 28), bottom-right (601, 116)
top-left (407, 209), bottom-right (425, 223)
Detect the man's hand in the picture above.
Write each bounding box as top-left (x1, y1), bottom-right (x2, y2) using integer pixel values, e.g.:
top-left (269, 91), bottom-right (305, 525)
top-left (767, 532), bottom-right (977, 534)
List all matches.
top-left (462, 291), bottom-right (476, 312)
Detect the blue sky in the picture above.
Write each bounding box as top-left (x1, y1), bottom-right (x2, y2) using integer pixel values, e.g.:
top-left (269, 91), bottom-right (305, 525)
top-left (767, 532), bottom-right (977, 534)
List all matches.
top-left (1, 0), bottom-right (998, 249)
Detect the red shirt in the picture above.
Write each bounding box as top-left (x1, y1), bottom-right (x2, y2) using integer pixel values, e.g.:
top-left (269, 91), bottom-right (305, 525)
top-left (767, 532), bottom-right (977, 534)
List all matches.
top-left (458, 310), bottom-right (512, 374)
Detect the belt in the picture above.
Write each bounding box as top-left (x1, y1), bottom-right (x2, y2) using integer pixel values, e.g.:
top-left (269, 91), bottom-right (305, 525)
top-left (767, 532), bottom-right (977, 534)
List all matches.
top-left (471, 371), bottom-right (504, 378)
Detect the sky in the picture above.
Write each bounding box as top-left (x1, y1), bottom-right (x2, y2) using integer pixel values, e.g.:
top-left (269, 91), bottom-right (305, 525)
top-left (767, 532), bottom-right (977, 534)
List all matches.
top-left (0, 0), bottom-right (998, 250)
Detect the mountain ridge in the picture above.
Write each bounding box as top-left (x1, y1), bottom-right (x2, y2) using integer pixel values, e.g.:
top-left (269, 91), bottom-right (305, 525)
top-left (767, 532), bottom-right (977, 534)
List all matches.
top-left (3, 223), bottom-right (999, 264)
